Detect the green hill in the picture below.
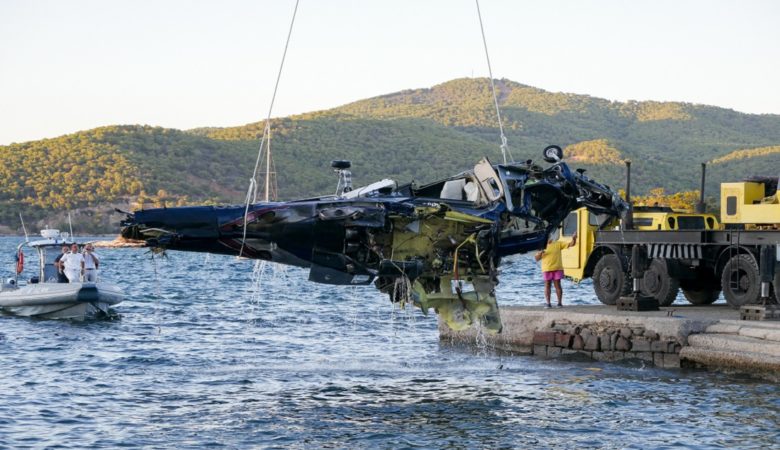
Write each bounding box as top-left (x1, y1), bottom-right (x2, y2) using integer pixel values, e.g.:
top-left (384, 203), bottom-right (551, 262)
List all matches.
top-left (2, 77), bottom-right (779, 233)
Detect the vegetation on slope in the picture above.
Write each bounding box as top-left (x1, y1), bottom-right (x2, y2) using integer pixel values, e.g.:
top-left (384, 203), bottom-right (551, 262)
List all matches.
top-left (710, 145), bottom-right (780, 164)
top-left (564, 139), bottom-right (624, 165)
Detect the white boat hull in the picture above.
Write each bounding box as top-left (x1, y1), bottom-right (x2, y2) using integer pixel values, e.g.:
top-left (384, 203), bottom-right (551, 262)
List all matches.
top-left (0, 282), bottom-right (124, 319)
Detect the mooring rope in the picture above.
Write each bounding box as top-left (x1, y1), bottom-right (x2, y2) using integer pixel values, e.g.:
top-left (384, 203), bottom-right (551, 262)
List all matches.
top-left (240, 0), bottom-right (300, 257)
top-left (475, 0), bottom-right (513, 164)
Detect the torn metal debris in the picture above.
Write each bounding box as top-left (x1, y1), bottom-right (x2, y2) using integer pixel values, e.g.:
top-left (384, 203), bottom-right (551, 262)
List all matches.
top-left (121, 147), bottom-right (627, 333)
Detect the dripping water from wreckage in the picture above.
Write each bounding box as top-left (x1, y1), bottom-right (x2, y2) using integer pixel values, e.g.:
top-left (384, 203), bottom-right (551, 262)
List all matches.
top-left (0, 237), bottom-right (776, 449)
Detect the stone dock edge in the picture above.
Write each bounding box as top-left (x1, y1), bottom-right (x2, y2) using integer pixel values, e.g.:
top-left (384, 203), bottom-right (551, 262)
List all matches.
top-left (439, 305), bottom-right (780, 382)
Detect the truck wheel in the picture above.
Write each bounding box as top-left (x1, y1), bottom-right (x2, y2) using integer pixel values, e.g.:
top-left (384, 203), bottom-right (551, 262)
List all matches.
top-left (721, 254), bottom-right (761, 307)
top-left (640, 259), bottom-right (680, 306)
top-left (681, 287), bottom-right (720, 305)
top-left (680, 277), bottom-right (720, 305)
top-left (593, 254), bottom-right (630, 305)
top-left (774, 271), bottom-right (780, 305)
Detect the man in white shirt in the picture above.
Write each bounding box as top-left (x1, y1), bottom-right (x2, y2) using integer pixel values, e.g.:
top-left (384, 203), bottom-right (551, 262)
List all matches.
top-left (61, 244), bottom-right (85, 283)
top-left (82, 244), bottom-right (100, 282)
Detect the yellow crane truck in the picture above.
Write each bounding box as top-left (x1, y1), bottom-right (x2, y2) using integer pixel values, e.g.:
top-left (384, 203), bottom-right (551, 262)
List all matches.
top-left (558, 166), bottom-right (780, 308)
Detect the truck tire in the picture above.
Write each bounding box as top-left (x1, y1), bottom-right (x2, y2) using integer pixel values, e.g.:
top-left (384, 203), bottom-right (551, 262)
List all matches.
top-left (593, 254), bottom-right (630, 305)
top-left (640, 259), bottom-right (680, 306)
top-left (680, 277), bottom-right (720, 305)
top-left (681, 287), bottom-right (720, 305)
top-left (774, 271), bottom-right (780, 305)
top-left (721, 254), bottom-right (761, 307)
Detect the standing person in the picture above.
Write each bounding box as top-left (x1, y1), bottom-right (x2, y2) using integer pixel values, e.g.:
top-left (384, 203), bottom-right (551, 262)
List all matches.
top-left (534, 232), bottom-right (577, 308)
top-left (61, 243), bottom-right (85, 283)
top-left (82, 244), bottom-right (100, 282)
top-left (53, 245), bottom-right (70, 283)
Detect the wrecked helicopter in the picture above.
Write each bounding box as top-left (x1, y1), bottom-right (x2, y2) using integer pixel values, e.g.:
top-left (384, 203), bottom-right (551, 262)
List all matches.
top-left (120, 145), bottom-right (627, 333)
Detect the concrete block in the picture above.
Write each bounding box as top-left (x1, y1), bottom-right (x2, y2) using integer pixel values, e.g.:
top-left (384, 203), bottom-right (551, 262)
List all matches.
top-left (580, 328), bottom-right (593, 339)
top-left (663, 353), bottom-right (681, 368)
top-left (610, 333), bottom-right (619, 351)
top-left (533, 345), bottom-right (547, 357)
top-left (618, 295), bottom-right (659, 311)
top-left (644, 331), bottom-right (659, 341)
top-left (653, 353), bottom-right (664, 367)
top-left (533, 331), bottom-right (557, 346)
top-left (631, 327), bottom-right (645, 336)
top-left (631, 337), bottom-right (652, 352)
top-left (739, 328), bottom-right (768, 340)
top-left (631, 352), bottom-right (654, 363)
top-left (547, 346), bottom-right (562, 357)
top-left (584, 335), bottom-right (601, 351)
top-left (680, 346), bottom-right (780, 380)
top-left (620, 327), bottom-right (632, 339)
top-left (740, 305), bottom-right (780, 321)
top-left (554, 333), bottom-right (573, 348)
top-left (705, 323), bottom-right (742, 334)
top-left (688, 333), bottom-right (780, 357)
top-left (651, 340), bottom-right (675, 353)
top-left (598, 334), bottom-right (611, 351)
top-left (615, 336), bottom-right (632, 351)
top-left (561, 349), bottom-right (579, 356)
top-left (572, 335), bottom-right (585, 350)
top-left (740, 327), bottom-right (780, 342)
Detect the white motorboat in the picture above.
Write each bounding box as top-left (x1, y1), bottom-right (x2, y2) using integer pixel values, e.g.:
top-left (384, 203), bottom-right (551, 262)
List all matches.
top-left (0, 229), bottom-right (125, 319)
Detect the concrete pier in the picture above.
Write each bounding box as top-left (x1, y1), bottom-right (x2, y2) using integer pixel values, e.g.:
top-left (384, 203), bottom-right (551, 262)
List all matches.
top-left (440, 305), bottom-right (780, 381)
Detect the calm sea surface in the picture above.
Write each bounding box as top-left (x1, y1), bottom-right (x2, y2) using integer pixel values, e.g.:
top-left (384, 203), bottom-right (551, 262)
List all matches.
top-left (0, 236), bottom-right (777, 448)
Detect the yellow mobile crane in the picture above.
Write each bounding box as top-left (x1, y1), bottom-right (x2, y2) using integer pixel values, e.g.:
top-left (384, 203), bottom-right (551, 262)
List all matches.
top-left (559, 163), bottom-right (780, 307)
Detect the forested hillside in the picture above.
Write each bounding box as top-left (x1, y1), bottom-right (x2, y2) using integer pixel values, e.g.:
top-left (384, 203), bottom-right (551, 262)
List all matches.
top-left (2, 78), bottom-right (779, 233)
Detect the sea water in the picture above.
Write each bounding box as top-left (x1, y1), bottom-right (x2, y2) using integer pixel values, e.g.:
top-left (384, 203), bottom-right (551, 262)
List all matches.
top-left (0, 237), bottom-right (777, 448)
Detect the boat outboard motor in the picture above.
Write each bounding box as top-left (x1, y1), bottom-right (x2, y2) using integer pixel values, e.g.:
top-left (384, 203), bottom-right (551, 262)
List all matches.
top-left (332, 160), bottom-right (353, 197)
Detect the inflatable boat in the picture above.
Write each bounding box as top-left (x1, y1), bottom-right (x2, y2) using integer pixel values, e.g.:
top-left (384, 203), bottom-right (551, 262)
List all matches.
top-left (0, 229), bottom-right (124, 319)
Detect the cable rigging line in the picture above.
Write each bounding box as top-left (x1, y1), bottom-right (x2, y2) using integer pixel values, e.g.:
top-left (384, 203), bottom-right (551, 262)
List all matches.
top-left (250, 0), bottom-right (299, 203)
top-left (240, 0), bottom-right (300, 257)
top-left (475, 0), bottom-right (513, 164)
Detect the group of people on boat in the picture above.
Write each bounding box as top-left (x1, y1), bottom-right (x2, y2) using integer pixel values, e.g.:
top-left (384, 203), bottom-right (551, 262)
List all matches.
top-left (53, 243), bottom-right (100, 283)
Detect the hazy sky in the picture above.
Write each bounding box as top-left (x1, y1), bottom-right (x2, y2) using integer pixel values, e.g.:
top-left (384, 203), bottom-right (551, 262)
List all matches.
top-left (1, 0), bottom-right (779, 144)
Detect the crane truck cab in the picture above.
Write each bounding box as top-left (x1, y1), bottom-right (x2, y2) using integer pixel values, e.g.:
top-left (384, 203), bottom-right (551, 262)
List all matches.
top-left (721, 180), bottom-right (780, 229)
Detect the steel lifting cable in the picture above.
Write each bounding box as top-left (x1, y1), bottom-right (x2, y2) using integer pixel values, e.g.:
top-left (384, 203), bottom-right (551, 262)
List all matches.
top-left (240, 0), bottom-right (300, 257)
top-left (475, 0), bottom-right (513, 164)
